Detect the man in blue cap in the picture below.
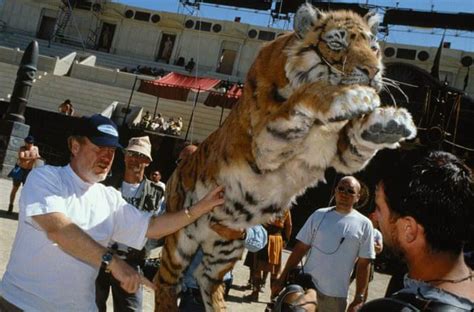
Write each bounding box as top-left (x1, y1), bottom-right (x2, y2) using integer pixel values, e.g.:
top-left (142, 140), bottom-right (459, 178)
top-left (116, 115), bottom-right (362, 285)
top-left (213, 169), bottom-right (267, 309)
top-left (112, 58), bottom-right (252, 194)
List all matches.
top-left (7, 135), bottom-right (41, 214)
top-left (0, 114), bottom-right (225, 311)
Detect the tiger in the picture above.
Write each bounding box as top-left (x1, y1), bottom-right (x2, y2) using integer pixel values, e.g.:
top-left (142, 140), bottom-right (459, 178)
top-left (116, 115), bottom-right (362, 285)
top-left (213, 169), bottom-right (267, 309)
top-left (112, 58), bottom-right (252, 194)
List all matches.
top-left (155, 4), bottom-right (417, 312)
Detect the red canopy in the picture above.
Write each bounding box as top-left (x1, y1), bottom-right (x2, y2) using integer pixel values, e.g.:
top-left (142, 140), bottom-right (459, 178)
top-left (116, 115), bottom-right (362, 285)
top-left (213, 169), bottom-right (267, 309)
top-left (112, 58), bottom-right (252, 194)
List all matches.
top-left (204, 84), bottom-right (243, 108)
top-left (138, 72), bottom-right (221, 102)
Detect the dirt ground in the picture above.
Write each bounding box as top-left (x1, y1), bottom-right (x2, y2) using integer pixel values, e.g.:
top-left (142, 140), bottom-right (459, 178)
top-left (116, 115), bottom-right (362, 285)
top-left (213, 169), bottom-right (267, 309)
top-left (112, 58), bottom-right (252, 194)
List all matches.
top-left (0, 177), bottom-right (390, 311)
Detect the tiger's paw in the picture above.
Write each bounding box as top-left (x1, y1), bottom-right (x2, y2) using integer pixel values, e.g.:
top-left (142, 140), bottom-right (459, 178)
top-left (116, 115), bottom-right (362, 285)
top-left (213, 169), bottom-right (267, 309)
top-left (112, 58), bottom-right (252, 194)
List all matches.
top-left (359, 106), bottom-right (417, 148)
top-left (327, 86), bottom-right (380, 122)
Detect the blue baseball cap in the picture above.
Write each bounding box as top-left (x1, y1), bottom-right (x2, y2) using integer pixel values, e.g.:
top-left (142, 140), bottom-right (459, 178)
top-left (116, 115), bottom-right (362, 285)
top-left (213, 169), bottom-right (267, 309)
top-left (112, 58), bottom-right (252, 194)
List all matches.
top-left (75, 114), bottom-right (122, 148)
top-left (24, 135), bottom-right (34, 143)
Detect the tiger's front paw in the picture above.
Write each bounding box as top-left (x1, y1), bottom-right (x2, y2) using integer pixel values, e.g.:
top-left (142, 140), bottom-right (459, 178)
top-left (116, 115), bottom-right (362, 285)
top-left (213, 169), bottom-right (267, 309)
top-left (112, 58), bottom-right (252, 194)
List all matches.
top-left (327, 86), bottom-right (380, 122)
top-left (359, 106), bottom-right (417, 148)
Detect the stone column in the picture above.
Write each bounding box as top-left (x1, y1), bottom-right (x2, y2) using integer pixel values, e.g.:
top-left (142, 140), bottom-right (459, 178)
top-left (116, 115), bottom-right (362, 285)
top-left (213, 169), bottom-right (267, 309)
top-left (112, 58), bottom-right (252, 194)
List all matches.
top-left (0, 41), bottom-right (38, 177)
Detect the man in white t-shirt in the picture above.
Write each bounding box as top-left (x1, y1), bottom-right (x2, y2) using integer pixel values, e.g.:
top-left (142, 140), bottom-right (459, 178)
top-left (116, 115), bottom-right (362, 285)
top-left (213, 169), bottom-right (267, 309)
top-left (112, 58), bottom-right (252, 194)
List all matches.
top-left (0, 114), bottom-right (224, 312)
top-left (272, 176), bottom-right (375, 312)
top-left (150, 169), bottom-right (166, 211)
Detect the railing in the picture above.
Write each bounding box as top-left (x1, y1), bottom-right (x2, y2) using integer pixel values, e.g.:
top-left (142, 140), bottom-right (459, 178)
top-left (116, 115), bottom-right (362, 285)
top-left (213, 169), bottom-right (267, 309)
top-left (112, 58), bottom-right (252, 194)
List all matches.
top-left (0, 20), bottom-right (6, 32)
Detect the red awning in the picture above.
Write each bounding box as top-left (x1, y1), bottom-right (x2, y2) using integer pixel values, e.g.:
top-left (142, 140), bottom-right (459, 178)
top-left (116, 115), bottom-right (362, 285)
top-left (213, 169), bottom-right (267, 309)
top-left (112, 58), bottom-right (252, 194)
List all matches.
top-left (204, 84), bottom-right (243, 109)
top-left (138, 72), bottom-right (221, 102)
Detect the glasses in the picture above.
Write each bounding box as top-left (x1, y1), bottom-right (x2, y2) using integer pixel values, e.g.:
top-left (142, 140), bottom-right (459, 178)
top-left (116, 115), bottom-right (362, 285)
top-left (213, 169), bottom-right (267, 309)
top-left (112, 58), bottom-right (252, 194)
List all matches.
top-left (126, 151), bottom-right (148, 159)
top-left (337, 186), bottom-right (357, 195)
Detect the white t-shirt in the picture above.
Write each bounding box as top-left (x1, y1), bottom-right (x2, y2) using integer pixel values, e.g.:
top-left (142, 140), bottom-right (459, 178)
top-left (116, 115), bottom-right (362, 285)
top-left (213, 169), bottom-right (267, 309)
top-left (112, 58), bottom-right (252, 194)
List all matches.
top-left (156, 181), bottom-right (166, 210)
top-left (296, 207), bottom-right (375, 298)
top-left (0, 165), bottom-right (151, 312)
top-left (121, 180), bottom-right (144, 207)
top-left (374, 228), bottom-right (383, 246)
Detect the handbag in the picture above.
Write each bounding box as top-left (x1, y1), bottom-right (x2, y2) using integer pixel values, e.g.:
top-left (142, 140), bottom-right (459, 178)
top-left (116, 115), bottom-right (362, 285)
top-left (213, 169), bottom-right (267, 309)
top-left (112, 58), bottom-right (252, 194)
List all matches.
top-left (7, 165), bottom-right (23, 181)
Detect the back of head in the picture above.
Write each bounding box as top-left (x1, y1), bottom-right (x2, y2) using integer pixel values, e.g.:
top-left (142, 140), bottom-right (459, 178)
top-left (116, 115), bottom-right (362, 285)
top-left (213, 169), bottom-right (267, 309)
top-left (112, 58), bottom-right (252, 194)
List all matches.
top-left (380, 150), bottom-right (473, 255)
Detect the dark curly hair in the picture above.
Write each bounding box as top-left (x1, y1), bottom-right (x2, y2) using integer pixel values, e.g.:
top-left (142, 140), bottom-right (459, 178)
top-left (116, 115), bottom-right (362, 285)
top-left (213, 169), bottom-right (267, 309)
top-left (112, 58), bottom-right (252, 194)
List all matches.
top-left (379, 150), bottom-right (473, 255)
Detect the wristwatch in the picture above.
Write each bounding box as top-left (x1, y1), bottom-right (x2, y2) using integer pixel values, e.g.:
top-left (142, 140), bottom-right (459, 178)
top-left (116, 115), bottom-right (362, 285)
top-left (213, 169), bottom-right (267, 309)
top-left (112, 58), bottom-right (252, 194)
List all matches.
top-left (101, 250), bottom-right (113, 272)
top-left (356, 294), bottom-right (365, 302)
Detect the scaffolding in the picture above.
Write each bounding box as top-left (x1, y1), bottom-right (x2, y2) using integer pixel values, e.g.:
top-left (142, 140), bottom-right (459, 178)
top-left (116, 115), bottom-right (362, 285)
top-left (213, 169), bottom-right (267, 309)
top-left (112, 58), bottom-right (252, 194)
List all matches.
top-left (49, 0), bottom-right (107, 50)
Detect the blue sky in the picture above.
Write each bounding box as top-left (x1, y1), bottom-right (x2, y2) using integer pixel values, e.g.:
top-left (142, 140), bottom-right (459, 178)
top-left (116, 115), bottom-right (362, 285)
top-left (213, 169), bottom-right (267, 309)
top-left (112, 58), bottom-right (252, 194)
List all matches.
top-left (113, 0), bottom-right (474, 51)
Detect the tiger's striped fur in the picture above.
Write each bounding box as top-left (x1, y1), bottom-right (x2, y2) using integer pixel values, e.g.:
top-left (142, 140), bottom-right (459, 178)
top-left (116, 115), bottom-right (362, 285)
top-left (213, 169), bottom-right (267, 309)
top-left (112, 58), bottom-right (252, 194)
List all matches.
top-left (155, 4), bottom-right (416, 312)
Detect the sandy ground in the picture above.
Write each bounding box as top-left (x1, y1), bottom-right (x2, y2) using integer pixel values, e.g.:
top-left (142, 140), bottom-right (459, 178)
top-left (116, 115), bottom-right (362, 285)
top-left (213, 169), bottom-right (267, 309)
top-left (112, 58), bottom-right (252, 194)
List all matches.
top-left (0, 177), bottom-right (390, 311)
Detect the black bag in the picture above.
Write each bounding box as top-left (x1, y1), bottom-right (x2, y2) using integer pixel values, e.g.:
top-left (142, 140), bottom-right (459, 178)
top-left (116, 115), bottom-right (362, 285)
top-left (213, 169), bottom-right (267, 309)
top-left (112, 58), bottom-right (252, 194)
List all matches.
top-left (286, 268), bottom-right (315, 290)
top-left (142, 258), bottom-right (160, 281)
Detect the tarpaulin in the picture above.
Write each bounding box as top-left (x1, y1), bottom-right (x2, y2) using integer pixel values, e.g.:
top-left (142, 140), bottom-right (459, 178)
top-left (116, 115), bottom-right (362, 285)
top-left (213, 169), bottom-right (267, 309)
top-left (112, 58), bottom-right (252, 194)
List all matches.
top-left (204, 84), bottom-right (243, 108)
top-left (138, 72), bottom-right (221, 101)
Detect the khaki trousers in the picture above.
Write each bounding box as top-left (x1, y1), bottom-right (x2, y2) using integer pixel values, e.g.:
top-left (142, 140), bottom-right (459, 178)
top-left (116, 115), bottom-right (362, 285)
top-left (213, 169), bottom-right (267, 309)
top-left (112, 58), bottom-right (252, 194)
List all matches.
top-left (316, 291), bottom-right (347, 312)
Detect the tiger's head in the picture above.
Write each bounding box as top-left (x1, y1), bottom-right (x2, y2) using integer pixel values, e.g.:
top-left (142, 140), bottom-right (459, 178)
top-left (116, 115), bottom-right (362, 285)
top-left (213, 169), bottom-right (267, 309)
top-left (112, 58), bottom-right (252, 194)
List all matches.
top-left (285, 4), bottom-right (383, 92)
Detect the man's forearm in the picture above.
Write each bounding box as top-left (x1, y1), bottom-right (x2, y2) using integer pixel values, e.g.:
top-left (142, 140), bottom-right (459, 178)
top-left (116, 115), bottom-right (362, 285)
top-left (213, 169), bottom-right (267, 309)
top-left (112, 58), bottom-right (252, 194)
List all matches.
top-left (280, 242), bottom-right (310, 278)
top-left (354, 259), bottom-right (371, 300)
top-left (34, 213), bottom-right (107, 268)
top-left (146, 208), bottom-right (199, 240)
top-left (50, 223), bottom-right (107, 267)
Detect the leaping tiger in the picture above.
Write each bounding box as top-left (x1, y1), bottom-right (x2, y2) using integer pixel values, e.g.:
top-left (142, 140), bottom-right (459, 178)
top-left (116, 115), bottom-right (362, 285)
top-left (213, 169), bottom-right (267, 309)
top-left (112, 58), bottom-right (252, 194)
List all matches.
top-left (155, 4), bottom-right (417, 312)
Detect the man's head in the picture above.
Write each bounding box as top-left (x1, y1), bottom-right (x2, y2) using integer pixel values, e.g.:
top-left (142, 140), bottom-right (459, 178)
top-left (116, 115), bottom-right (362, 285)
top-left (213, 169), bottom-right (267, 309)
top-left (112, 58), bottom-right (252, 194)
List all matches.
top-left (24, 135), bottom-right (34, 148)
top-left (68, 114), bottom-right (122, 183)
top-left (124, 136), bottom-right (152, 177)
top-left (150, 170), bottom-right (161, 183)
top-left (375, 151), bottom-right (473, 257)
top-left (334, 176), bottom-right (361, 211)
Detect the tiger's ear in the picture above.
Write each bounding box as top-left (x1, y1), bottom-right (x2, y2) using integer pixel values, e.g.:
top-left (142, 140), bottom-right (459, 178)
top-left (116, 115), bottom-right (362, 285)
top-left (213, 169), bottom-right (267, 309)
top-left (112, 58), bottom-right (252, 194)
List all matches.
top-left (294, 3), bottom-right (324, 39)
top-left (364, 10), bottom-right (382, 35)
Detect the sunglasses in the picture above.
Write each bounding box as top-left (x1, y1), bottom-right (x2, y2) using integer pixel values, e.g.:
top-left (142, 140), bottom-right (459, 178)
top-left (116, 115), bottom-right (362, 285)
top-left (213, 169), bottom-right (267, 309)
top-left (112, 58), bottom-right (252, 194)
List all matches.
top-left (126, 151), bottom-right (148, 159)
top-left (337, 186), bottom-right (357, 195)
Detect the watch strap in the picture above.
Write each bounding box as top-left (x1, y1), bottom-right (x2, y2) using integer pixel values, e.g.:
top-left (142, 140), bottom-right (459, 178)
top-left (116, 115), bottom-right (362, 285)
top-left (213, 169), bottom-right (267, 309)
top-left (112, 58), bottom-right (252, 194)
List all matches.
top-left (101, 250), bottom-right (113, 272)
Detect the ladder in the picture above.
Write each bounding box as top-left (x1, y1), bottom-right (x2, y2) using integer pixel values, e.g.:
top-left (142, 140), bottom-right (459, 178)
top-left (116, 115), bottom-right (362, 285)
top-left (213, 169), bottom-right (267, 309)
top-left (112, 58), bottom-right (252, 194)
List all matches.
top-left (86, 0), bottom-right (106, 49)
top-left (49, 0), bottom-right (86, 50)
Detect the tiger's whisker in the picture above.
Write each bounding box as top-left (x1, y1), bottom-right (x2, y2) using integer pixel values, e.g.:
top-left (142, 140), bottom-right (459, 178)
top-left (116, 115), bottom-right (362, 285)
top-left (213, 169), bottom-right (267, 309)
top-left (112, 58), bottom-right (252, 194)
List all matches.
top-left (382, 77), bottom-right (418, 88)
top-left (382, 79), bottom-right (410, 103)
top-left (382, 85), bottom-right (397, 107)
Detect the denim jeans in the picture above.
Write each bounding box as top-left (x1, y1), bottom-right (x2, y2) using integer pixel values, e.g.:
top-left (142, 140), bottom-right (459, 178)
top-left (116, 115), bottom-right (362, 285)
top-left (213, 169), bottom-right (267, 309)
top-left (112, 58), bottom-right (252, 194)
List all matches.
top-left (95, 262), bottom-right (143, 312)
top-left (179, 288), bottom-right (205, 312)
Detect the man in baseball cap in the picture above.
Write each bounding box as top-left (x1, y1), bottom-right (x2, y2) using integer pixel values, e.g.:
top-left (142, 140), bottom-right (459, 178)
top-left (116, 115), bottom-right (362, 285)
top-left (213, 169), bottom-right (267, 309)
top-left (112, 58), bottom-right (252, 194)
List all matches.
top-left (74, 114), bottom-right (122, 148)
top-left (0, 114), bottom-right (225, 311)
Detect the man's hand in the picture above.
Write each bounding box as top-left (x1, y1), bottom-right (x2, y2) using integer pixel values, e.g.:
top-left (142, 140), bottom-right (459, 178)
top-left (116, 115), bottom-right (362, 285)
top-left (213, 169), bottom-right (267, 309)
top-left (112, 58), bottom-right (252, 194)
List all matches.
top-left (192, 185), bottom-right (225, 217)
top-left (270, 274), bottom-right (286, 298)
top-left (211, 223), bottom-right (245, 240)
top-left (374, 241), bottom-right (383, 255)
top-left (108, 256), bottom-right (156, 293)
top-left (347, 299), bottom-right (364, 312)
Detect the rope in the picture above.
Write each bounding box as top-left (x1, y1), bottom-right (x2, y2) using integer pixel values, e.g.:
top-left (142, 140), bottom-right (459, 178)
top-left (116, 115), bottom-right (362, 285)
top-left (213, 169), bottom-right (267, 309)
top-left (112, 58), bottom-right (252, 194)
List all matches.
top-left (418, 87), bottom-right (431, 127)
top-left (189, 5), bottom-right (203, 144)
top-left (443, 140), bottom-right (474, 152)
top-left (452, 95), bottom-right (462, 146)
